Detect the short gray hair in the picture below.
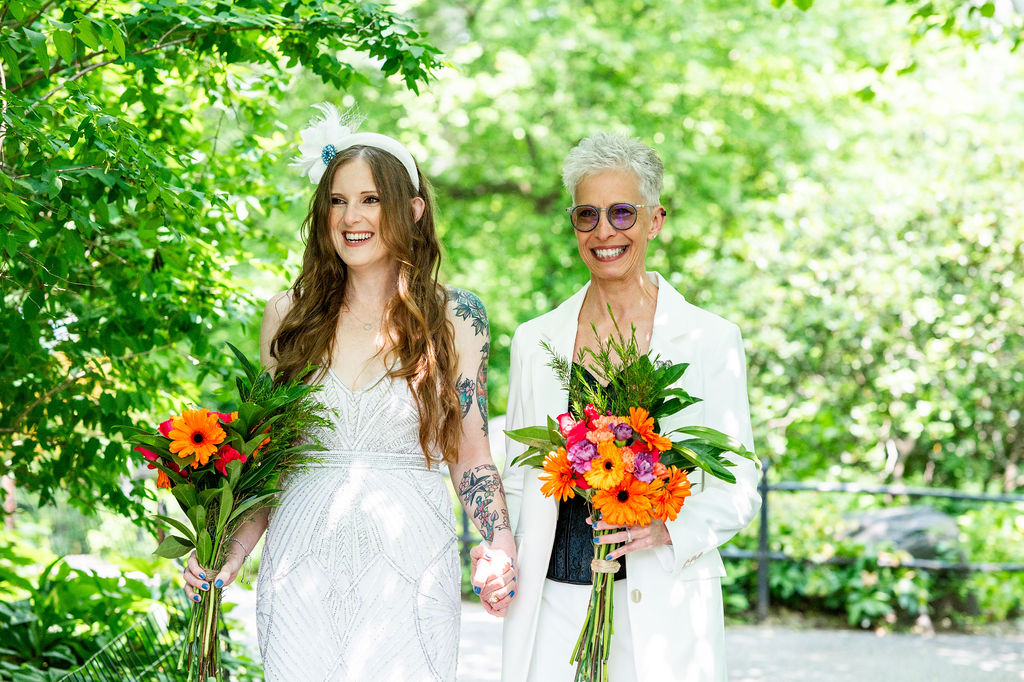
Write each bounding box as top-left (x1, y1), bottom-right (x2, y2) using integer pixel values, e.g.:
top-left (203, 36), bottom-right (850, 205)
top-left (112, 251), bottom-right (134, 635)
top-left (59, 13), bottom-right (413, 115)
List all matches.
top-left (561, 132), bottom-right (664, 204)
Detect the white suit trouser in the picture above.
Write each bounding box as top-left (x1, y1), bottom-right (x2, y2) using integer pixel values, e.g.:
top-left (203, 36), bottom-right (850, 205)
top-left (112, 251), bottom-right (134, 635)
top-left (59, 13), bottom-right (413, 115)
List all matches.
top-left (526, 579), bottom-right (638, 682)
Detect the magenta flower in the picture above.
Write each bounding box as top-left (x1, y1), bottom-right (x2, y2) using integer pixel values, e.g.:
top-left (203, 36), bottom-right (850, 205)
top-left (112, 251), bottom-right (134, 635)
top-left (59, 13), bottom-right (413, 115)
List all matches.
top-left (632, 451), bottom-right (656, 483)
top-left (612, 422), bottom-right (634, 441)
top-left (567, 439), bottom-right (598, 473)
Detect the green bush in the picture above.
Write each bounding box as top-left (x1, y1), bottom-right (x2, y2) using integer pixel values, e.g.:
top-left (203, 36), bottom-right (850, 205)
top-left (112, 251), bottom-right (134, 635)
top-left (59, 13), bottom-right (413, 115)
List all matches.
top-left (0, 533), bottom-right (261, 681)
top-left (720, 494), bottom-right (1024, 629)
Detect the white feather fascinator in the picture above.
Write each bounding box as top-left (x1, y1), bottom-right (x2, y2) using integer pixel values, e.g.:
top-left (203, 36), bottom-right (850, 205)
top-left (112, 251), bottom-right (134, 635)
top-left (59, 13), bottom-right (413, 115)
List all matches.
top-left (290, 103), bottom-right (420, 190)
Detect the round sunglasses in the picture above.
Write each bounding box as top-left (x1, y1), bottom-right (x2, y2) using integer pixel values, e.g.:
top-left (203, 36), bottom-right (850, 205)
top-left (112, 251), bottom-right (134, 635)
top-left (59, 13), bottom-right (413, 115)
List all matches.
top-left (566, 203), bottom-right (657, 232)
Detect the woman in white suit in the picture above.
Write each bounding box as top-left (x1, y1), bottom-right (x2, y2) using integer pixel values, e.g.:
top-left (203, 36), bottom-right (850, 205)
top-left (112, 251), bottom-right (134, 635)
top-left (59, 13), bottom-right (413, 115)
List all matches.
top-left (493, 132), bottom-right (761, 682)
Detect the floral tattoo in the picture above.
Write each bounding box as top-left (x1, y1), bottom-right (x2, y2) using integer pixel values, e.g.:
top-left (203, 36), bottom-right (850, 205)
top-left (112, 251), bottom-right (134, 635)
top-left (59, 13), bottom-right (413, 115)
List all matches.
top-left (457, 464), bottom-right (511, 542)
top-left (451, 288), bottom-right (488, 337)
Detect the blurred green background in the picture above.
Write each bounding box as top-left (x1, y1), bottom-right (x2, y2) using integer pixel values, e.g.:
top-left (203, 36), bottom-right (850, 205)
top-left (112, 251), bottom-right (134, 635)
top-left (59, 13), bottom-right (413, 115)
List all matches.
top-left (2, 0), bottom-right (1023, 677)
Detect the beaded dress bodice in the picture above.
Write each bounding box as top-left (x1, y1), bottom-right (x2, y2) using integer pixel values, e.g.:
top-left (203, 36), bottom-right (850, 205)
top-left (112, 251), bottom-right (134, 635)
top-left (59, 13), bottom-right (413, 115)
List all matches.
top-left (255, 371), bottom-right (460, 681)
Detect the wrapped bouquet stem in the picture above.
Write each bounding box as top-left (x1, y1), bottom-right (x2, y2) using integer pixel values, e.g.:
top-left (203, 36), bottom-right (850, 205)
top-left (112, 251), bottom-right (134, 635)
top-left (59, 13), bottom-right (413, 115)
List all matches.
top-left (506, 318), bottom-right (759, 682)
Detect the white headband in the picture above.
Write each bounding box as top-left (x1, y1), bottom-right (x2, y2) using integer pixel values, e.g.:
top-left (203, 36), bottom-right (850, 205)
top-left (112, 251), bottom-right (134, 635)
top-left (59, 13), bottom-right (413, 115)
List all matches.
top-left (290, 103), bottom-right (420, 191)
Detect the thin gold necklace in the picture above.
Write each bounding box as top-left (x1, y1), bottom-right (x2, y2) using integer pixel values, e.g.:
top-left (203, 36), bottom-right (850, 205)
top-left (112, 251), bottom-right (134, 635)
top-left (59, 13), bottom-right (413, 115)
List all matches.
top-left (343, 305), bottom-right (381, 332)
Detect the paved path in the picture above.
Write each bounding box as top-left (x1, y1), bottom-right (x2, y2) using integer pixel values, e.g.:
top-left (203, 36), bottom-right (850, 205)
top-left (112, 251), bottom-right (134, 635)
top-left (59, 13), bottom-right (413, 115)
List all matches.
top-left (457, 600), bottom-right (1024, 682)
top-left (227, 588), bottom-right (1023, 680)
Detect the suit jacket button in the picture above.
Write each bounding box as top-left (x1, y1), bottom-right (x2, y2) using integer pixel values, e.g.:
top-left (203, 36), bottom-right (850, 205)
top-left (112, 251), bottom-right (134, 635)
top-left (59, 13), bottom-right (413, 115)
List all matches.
top-left (630, 589), bottom-right (642, 603)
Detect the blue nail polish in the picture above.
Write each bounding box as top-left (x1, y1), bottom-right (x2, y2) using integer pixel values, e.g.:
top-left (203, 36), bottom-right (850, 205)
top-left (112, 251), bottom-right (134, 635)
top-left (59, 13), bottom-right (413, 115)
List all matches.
top-left (193, 595), bottom-right (200, 602)
top-left (592, 537), bottom-right (599, 544)
top-left (201, 583), bottom-right (208, 590)
top-left (474, 586), bottom-right (481, 594)
top-left (512, 576), bottom-right (517, 582)
top-left (593, 521), bottom-right (599, 529)
top-left (605, 553), bottom-right (613, 560)
top-left (199, 572), bottom-right (206, 579)
top-left (215, 579), bottom-right (223, 588)
top-left (510, 590), bottom-right (515, 597)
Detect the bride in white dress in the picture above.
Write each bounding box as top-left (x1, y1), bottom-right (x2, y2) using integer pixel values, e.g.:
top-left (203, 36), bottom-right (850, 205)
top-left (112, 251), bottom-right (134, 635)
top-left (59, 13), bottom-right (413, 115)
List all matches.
top-left (182, 107), bottom-right (519, 680)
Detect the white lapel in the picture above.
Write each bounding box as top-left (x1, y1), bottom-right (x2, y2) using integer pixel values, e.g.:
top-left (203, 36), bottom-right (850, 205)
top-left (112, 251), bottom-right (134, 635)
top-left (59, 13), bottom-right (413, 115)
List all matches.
top-left (526, 283), bottom-right (589, 424)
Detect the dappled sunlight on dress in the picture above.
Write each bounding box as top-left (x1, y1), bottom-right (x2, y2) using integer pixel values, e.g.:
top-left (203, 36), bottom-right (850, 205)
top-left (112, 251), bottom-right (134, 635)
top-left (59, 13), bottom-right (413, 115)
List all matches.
top-left (256, 370), bottom-right (460, 681)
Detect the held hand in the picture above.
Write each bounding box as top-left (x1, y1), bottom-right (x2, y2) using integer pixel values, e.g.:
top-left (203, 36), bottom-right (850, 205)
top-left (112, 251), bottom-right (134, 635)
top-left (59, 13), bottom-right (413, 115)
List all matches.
top-left (586, 516), bottom-right (672, 563)
top-left (469, 544), bottom-right (517, 617)
top-left (182, 543), bottom-right (247, 603)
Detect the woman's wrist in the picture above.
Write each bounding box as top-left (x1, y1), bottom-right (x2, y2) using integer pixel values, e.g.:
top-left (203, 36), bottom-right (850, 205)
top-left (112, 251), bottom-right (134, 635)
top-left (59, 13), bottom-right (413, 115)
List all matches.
top-left (228, 536), bottom-right (250, 559)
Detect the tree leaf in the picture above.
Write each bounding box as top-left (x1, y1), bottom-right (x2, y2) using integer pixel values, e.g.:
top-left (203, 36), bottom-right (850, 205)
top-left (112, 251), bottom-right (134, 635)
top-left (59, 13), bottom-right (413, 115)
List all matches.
top-left (53, 30), bottom-right (75, 66)
top-left (23, 28), bottom-right (49, 74)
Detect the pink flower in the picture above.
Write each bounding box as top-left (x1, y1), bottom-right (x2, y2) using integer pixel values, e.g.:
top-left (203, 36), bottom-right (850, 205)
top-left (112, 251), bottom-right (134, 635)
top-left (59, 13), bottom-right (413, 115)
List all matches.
top-left (567, 439), bottom-right (598, 473)
top-left (213, 411), bottom-right (237, 424)
top-left (565, 421), bottom-right (589, 448)
top-left (214, 444), bottom-right (247, 476)
top-left (556, 412), bottom-right (578, 438)
top-left (133, 445), bottom-right (158, 462)
top-left (633, 451), bottom-right (656, 483)
top-left (158, 419), bottom-right (174, 437)
top-left (584, 404), bottom-right (600, 424)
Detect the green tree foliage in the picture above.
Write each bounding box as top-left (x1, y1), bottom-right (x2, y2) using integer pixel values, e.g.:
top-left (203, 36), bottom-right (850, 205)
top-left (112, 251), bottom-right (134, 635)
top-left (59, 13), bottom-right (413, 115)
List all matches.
top-left (332, 0), bottom-right (1024, 491)
top-left (0, 0), bottom-right (441, 516)
top-left (775, 0), bottom-right (1024, 50)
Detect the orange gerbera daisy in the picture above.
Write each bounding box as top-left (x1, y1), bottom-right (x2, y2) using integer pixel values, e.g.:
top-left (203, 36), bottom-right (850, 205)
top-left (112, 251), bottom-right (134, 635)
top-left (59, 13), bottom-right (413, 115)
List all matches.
top-left (539, 447), bottom-right (576, 501)
top-left (651, 466), bottom-right (692, 522)
top-left (628, 406), bottom-right (673, 452)
top-left (593, 477), bottom-right (653, 527)
top-left (168, 408), bottom-right (225, 466)
top-left (584, 441), bottom-right (626, 490)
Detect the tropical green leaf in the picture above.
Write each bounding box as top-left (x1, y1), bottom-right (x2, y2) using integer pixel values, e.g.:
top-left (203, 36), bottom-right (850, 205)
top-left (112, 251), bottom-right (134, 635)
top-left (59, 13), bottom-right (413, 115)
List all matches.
top-left (154, 535), bottom-right (194, 559)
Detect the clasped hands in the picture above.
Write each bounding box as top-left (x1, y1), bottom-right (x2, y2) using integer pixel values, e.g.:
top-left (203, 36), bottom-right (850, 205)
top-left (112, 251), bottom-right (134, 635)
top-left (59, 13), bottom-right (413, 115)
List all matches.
top-left (469, 545), bottom-right (517, 617)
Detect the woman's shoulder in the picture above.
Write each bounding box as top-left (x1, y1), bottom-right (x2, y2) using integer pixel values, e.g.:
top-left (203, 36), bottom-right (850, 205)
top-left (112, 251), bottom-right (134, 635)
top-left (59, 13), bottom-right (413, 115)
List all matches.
top-left (264, 289), bottom-right (296, 320)
top-left (445, 286), bottom-right (489, 337)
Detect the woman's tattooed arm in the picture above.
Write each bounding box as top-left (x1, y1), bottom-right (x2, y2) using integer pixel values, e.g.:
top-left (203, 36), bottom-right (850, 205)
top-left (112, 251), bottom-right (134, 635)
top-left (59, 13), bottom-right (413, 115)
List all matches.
top-left (451, 287), bottom-right (490, 435)
top-left (457, 464), bottom-right (512, 542)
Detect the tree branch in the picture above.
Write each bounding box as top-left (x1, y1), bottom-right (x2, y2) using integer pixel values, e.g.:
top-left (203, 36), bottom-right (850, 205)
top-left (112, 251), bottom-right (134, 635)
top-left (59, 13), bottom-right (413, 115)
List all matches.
top-left (17, 0), bottom-right (57, 31)
top-left (0, 369), bottom-right (87, 435)
top-left (0, 342), bottom-right (176, 436)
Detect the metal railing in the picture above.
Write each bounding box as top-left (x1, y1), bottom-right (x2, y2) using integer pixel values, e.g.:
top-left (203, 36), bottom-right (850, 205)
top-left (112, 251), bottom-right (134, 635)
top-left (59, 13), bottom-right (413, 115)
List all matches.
top-left (722, 459), bottom-right (1024, 621)
top-left (454, 459), bottom-right (1024, 615)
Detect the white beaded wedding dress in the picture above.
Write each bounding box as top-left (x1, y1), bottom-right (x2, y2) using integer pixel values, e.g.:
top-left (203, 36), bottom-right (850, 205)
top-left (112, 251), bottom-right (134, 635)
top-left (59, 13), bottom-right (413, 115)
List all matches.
top-left (256, 369), bottom-right (460, 681)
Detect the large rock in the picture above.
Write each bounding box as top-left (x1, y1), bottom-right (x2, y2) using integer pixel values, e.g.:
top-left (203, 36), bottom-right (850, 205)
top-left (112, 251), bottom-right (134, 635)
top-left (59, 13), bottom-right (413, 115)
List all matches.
top-left (840, 505), bottom-right (962, 561)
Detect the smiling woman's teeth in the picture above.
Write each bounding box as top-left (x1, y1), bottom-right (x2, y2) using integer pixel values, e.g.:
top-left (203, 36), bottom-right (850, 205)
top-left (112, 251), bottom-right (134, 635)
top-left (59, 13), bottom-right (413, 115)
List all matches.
top-left (345, 232), bottom-right (372, 244)
top-left (594, 246), bottom-right (626, 259)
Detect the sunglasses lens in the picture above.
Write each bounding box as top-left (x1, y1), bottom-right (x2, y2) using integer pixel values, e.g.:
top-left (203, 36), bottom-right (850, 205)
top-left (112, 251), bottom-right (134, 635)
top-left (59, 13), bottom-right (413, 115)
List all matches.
top-left (571, 206), bottom-right (599, 231)
top-left (609, 204), bottom-right (637, 229)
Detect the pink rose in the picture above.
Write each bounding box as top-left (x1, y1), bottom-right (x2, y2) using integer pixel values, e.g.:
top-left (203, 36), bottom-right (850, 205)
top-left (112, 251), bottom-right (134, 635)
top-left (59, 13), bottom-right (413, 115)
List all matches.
top-left (556, 412), bottom-right (578, 438)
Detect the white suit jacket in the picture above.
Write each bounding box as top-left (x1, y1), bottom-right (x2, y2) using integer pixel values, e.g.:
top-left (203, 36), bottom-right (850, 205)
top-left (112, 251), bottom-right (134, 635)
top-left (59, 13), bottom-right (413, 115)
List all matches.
top-left (500, 272), bottom-right (761, 682)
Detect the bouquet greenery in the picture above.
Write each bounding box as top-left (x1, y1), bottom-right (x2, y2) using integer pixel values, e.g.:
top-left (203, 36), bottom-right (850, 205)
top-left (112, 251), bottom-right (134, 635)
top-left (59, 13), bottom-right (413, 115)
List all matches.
top-left (506, 322), bottom-right (759, 682)
top-left (127, 344), bottom-right (327, 681)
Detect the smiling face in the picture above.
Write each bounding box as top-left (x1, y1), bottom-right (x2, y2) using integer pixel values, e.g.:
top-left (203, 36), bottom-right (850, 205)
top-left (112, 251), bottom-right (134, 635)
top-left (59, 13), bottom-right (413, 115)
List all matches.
top-left (572, 168), bottom-right (663, 284)
top-left (327, 156), bottom-right (393, 270)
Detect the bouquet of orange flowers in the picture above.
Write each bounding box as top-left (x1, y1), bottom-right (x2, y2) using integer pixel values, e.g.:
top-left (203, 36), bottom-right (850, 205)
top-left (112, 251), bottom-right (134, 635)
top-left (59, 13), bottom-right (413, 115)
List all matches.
top-left (127, 344), bottom-right (327, 681)
top-left (506, 324), bottom-right (758, 682)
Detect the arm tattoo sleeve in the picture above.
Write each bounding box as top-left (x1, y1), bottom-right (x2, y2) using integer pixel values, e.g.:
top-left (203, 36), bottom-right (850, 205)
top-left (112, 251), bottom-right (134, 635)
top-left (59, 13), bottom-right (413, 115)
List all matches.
top-left (457, 464), bottom-right (511, 542)
top-left (451, 288), bottom-right (489, 337)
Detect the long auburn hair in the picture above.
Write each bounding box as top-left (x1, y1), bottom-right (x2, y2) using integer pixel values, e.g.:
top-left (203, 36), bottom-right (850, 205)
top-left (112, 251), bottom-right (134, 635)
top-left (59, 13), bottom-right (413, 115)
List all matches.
top-left (270, 146), bottom-right (463, 464)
